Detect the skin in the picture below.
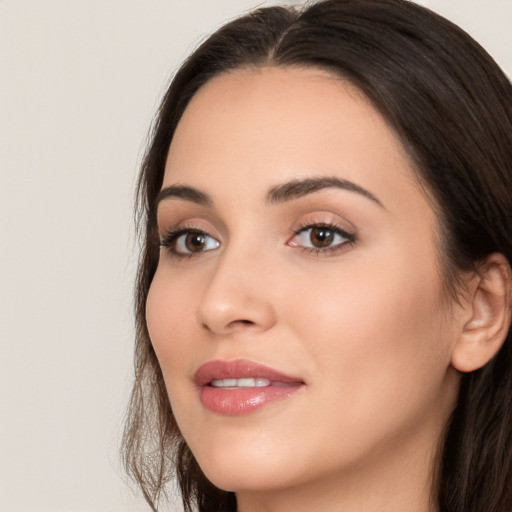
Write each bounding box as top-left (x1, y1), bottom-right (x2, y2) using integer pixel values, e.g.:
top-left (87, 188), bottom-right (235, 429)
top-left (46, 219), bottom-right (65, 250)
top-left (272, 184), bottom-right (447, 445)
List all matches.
top-left (146, 67), bottom-right (467, 512)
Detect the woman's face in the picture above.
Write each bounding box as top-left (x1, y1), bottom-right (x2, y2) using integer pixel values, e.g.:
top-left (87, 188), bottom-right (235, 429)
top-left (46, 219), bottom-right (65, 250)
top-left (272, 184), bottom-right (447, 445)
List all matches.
top-left (146, 67), bottom-right (462, 502)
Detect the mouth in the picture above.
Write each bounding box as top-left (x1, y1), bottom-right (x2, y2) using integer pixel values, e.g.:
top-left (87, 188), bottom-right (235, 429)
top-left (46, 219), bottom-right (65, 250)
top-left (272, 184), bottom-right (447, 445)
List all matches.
top-left (194, 358), bottom-right (304, 386)
top-left (210, 377), bottom-right (296, 388)
top-left (194, 359), bottom-right (305, 415)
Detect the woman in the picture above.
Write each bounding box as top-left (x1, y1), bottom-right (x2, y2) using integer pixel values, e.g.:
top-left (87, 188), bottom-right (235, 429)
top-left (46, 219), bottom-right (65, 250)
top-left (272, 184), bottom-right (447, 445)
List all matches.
top-left (122, 1), bottom-right (512, 511)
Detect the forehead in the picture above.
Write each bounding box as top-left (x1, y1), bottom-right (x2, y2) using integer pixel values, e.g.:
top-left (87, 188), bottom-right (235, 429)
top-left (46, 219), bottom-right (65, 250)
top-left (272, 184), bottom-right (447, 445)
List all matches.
top-left (163, 66), bottom-right (426, 214)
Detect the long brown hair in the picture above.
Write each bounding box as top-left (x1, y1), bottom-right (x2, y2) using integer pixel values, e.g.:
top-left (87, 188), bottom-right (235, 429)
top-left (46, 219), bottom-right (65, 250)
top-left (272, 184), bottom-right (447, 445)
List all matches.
top-left (122, 1), bottom-right (512, 510)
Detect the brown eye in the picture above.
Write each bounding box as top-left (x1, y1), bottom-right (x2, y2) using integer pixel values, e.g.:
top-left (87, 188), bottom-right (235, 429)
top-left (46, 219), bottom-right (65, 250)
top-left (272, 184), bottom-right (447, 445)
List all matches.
top-left (309, 227), bottom-right (335, 248)
top-left (169, 230), bottom-right (220, 255)
top-left (287, 223), bottom-right (354, 253)
top-left (185, 232), bottom-right (207, 252)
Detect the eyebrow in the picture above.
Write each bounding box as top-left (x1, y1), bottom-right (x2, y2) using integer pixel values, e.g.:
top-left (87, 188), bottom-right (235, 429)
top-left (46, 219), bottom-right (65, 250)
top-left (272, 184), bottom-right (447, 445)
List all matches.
top-left (155, 176), bottom-right (384, 211)
top-left (155, 184), bottom-right (213, 208)
top-left (266, 176), bottom-right (385, 208)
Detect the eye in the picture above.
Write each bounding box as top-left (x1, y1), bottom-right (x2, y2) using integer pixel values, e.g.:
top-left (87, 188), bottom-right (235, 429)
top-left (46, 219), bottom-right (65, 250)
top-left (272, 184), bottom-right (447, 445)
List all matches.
top-left (160, 229), bottom-right (220, 256)
top-left (288, 223), bottom-right (355, 253)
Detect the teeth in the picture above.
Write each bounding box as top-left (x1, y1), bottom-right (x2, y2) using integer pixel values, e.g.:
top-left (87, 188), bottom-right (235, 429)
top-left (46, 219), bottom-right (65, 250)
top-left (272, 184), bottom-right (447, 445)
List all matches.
top-left (211, 377), bottom-right (271, 388)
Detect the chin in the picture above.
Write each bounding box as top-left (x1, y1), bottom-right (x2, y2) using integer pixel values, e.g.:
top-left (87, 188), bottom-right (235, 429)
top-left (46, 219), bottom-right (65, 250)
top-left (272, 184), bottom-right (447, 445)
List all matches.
top-left (201, 464), bottom-right (296, 495)
top-left (191, 439), bottom-right (306, 494)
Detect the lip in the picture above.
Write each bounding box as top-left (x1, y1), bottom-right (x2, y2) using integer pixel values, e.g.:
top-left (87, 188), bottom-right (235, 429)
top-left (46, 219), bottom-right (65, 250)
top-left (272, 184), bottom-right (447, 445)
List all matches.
top-left (194, 359), bottom-right (305, 416)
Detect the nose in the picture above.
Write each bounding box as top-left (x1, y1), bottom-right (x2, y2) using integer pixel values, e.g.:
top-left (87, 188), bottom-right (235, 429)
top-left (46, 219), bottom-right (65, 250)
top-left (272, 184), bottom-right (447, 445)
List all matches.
top-left (196, 249), bottom-right (277, 336)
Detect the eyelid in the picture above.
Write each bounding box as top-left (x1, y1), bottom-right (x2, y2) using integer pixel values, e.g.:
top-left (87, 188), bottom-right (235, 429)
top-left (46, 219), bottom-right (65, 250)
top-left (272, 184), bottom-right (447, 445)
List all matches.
top-left (290, 212), bottom-right (356, 237)
top-left (159, 222), bottom-right (221, 259)
top-left (156, 216), bottom-right (219, 241)
top-left (287, 216), bottom-right (357, 255)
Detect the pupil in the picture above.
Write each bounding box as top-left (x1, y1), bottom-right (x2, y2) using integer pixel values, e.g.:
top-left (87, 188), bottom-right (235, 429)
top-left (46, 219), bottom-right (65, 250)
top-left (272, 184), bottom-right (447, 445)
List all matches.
top-left (186, 233), bottom-right (206, 252)
top-left (311, 227), bottom-right (334, 247)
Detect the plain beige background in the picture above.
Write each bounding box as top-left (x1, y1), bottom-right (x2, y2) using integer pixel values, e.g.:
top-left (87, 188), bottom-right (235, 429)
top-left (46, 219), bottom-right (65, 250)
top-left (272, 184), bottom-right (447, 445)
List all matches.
top-left (0, 1), bottom-right (510, 511)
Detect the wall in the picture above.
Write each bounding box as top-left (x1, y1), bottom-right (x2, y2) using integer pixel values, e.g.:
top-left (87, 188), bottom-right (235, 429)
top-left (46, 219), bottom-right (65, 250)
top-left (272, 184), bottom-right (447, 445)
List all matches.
top-left (0, 1), bottom-right (510, 511)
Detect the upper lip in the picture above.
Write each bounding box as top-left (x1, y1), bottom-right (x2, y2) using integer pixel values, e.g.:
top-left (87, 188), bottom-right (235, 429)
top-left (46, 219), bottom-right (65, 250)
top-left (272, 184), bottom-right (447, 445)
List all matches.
top-left (194, 359), bottom-right (304, 386)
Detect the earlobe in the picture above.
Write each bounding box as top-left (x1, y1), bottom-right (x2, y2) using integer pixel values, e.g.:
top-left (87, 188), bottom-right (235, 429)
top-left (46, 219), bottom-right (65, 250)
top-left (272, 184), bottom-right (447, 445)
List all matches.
top-left (451, 253), bottom-right (512, 373)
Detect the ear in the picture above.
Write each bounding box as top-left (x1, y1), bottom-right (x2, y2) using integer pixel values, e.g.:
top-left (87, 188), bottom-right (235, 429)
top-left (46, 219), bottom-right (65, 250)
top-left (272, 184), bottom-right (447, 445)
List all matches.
top-left (451, 253), bottom-right (512, 373)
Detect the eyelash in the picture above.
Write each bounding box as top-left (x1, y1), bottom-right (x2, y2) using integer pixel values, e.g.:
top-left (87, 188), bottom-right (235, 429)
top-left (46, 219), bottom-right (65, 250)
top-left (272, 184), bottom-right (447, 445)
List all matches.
top-left (159, 221), bottom-right (356, 260)
top-left (159, 226), bottom-right (218, 260)
top-left (290, 221), bottom-right (356, 256)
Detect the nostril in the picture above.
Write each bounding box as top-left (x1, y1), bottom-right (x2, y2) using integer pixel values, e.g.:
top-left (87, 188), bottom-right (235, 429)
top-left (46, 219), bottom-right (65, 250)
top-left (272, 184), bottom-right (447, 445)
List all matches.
top-left (227, 319), bottom-right (257, 329)
top-left (201, 319), bottom-right (255, 332)
top-left (227, 319), bottom-right (258, 330)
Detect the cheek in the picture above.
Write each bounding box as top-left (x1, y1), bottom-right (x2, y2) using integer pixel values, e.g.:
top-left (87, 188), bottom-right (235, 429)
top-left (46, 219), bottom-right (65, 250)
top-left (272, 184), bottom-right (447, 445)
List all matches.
top-left (285, 247), bottom-right (453, 417)
top-left (146, 272), bottom-right (170, 357)
top-left (146, 269), bottom-right (204, 429)
top-left (145, 268), bottom-right (194, 374)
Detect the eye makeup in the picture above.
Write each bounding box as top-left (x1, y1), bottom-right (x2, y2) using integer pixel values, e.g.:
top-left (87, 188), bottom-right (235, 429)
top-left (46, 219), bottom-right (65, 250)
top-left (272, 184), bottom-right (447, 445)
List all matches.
top-left (288, 219), bottom-right (357, 257)
top-left (158, 216), bottom-right (357, 261)
top-left (159, 223), bottom-right (220, 260)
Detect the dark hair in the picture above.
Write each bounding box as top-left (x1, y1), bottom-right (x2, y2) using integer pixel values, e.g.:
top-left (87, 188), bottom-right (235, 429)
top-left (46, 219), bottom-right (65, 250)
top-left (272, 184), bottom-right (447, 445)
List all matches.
top-left (122, 1), bottom-right (512, 511)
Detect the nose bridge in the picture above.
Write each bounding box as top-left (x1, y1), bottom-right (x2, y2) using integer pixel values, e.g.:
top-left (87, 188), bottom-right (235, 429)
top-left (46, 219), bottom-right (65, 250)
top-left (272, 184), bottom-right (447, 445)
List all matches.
top-left (196, 235), bottom-right (277, 334)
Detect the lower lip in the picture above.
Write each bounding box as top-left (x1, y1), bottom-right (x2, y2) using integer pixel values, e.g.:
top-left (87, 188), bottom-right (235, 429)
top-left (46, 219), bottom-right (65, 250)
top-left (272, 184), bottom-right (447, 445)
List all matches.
top-left (199, 384), bottom-right (303, 415)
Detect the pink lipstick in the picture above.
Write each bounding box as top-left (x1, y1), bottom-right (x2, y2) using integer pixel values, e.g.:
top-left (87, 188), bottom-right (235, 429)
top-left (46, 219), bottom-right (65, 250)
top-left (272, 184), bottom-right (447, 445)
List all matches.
top-left (194, 359), bottom-right (305, 415)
